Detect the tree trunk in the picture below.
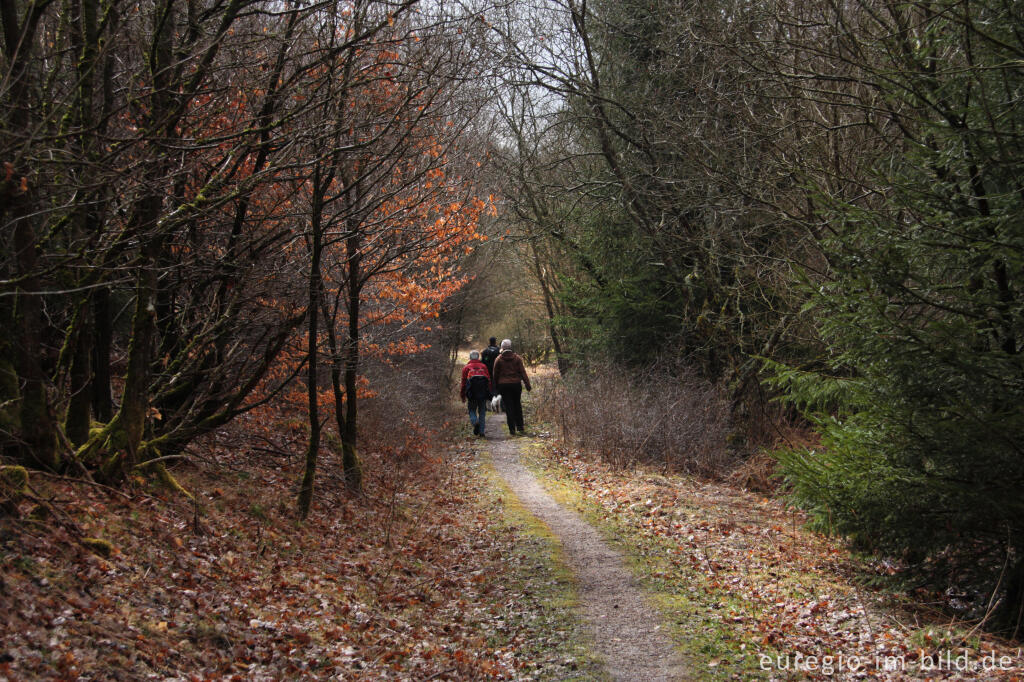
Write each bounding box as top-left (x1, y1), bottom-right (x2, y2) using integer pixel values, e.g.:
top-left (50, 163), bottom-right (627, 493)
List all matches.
top-left (3, 0), bottom-right (60, 471)
top-left (13, 212), bottom-right (59, 470)
top-left (65, 299), bottom-right (93, 447)
top-left (529, 238), bottom-right (568, 376)
top-left (298, 191), bottom-right (325, 520)
top-left (90, 203), bottom-right (163, 482)
top-left (341, 228), bottom-right (362, 492)
top-left (85, 0), bottom-right (181, 482)
top-left (321, 290), bottom-right (361, 493)
top-left (91, 288), bottom-right (113, 422)
top-left (1000, 554), bottom-right (1024, 639)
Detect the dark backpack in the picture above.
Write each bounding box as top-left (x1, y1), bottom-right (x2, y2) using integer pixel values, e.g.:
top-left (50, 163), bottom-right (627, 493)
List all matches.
top-left (467, 374), bottom-right (491, 402)
top-left (481, 346), bottom-right (500, 375)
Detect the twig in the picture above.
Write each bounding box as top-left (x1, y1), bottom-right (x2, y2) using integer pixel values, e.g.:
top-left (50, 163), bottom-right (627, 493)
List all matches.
top-left (133, 453), bottom-right (191, 468)
top-left (853, 581), bottom-right (876, 644)
top-left (959, 538), bottom-right (1012, 645)
top-left (191, 495), bottom-right (204, 536)
top-left (700, 527), bottom-right (716, 574)
top-left (249, 445), bottom-right (294, 458)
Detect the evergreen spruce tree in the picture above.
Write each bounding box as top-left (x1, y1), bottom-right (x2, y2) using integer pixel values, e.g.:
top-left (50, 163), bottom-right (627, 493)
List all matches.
top-left (773, 0), bottom-right (1024, 629)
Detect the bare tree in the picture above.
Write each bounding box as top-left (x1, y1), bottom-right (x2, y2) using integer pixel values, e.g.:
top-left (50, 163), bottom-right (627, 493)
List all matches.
top-left (296, 0), bottom-right (497, 515)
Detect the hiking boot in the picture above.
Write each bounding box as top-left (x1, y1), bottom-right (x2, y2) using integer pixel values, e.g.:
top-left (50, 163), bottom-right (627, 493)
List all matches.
top-left (472, 423), bottom-right (479, 435)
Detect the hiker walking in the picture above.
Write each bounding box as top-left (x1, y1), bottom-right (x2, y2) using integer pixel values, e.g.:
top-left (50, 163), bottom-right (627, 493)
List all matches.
top-left (481, 337), bottom-right (501, 378)
top-left (491, 339), bottom-right (531, 436)
top-left (460, 350), bottom-right (492, 437)
top-left (481, 337), bottom-right (502, 411)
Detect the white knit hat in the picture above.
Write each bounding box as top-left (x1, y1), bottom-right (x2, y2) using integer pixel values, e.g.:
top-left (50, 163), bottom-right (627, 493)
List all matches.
top-left (500, 339), bottom-right (512, 351)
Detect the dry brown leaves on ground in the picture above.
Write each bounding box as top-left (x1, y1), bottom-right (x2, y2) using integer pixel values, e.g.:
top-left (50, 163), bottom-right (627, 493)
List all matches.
top-left (532, 442), bottom-right (1023, 681)
top-left (0, 419), bottom-right (579, 681)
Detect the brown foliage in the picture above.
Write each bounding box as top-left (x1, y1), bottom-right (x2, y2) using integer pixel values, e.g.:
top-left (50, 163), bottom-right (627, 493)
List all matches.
top-left (534, 361), bottom-right (735, 477)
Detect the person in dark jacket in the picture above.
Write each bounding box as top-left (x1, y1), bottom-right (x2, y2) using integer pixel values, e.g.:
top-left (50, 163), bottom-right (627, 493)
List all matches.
top-left (480, 337), bottom-right (502, 411)
top-left (491, 339), bottom-right (531, 436)
top-left (460, 350), bottom-right (492, 437)
top-left (481, 337), bottom-right (500, 379)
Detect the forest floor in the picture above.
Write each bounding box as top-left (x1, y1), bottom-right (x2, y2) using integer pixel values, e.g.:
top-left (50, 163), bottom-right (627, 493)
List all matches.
top-left (0, 409), bottom-right (597, 680)
top-left (2, 373), bottom-right (1023, 680)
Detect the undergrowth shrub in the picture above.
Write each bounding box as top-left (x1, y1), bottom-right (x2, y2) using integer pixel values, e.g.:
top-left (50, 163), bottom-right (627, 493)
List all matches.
top-left (360, 341), bottom-right (453, 453)
top-left (536, 360), bottom-right (735, 477)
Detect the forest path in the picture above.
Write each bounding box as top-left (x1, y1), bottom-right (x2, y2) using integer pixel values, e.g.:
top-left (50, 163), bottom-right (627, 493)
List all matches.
top-left (484, 413), bottom-right (690, 682)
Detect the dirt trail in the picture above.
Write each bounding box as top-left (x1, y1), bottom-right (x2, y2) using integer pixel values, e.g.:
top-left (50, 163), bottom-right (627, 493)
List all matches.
top-left (485, 415), bottom-right (689, 681)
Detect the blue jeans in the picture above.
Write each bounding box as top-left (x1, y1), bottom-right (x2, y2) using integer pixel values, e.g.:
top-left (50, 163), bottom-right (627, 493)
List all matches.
top-left (467, 398), bottom-right (487, 434)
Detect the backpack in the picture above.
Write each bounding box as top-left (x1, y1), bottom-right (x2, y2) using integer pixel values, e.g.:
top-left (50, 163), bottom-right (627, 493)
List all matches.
top-left (467, 374), bottom-right (491, 402)
top-left (479, 346), bottom-right (499, 372)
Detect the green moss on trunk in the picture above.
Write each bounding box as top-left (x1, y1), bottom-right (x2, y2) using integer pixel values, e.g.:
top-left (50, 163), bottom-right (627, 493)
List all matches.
top-left (342, 442), bottom-right (362, 492)
top-left (140, 458), bottom-right (193, 500)
top-left (1, 465), bottom-right (29, 516)
top-left (80, 537), bottom-right (114, 557)
top-left (76, 413), bottom-right (128, 482)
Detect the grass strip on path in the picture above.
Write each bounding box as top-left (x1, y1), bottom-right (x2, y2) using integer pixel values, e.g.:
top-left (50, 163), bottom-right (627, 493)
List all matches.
top-left (472, 444), bottom-right (608, 681)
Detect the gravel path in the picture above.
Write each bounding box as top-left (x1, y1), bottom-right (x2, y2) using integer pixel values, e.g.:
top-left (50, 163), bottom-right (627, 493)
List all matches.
top-left (484, 415), bottom-right (689, 681)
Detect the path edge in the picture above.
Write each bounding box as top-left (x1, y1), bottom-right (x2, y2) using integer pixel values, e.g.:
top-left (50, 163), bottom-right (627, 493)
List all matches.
top-left (474, 446), bottom-right (611, 680)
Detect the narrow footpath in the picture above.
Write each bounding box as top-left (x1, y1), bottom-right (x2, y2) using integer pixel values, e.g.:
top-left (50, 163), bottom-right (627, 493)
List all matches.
top-left (484, 414), bottom-right (689, 682)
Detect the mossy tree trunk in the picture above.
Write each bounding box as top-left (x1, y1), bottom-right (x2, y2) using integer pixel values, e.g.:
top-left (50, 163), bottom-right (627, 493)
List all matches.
top-left (77, 0), bottom-right (247, 487)
top-left (91, 288), bottom-right (114, 422)
top-left (78, 0), bottom-right (172, 482)
top-left (81, 197), bottom-right (164, 482)
top-left (12, 224), bottom-right (58, 471)
top-left (61, 0), bottom-right (105, 448)
top-left (92, 0), bottom-right (178, 478)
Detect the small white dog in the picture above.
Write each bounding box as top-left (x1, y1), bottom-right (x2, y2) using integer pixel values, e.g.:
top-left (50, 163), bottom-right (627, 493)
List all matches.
top-left (490, 395), bottom-right (503, 413)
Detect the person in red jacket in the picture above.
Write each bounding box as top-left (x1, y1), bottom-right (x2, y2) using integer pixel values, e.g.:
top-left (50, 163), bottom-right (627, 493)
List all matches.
top-left (460, 350), bottom-right (492, 437)
top-left (491, 339), bottom-right (531, 436)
